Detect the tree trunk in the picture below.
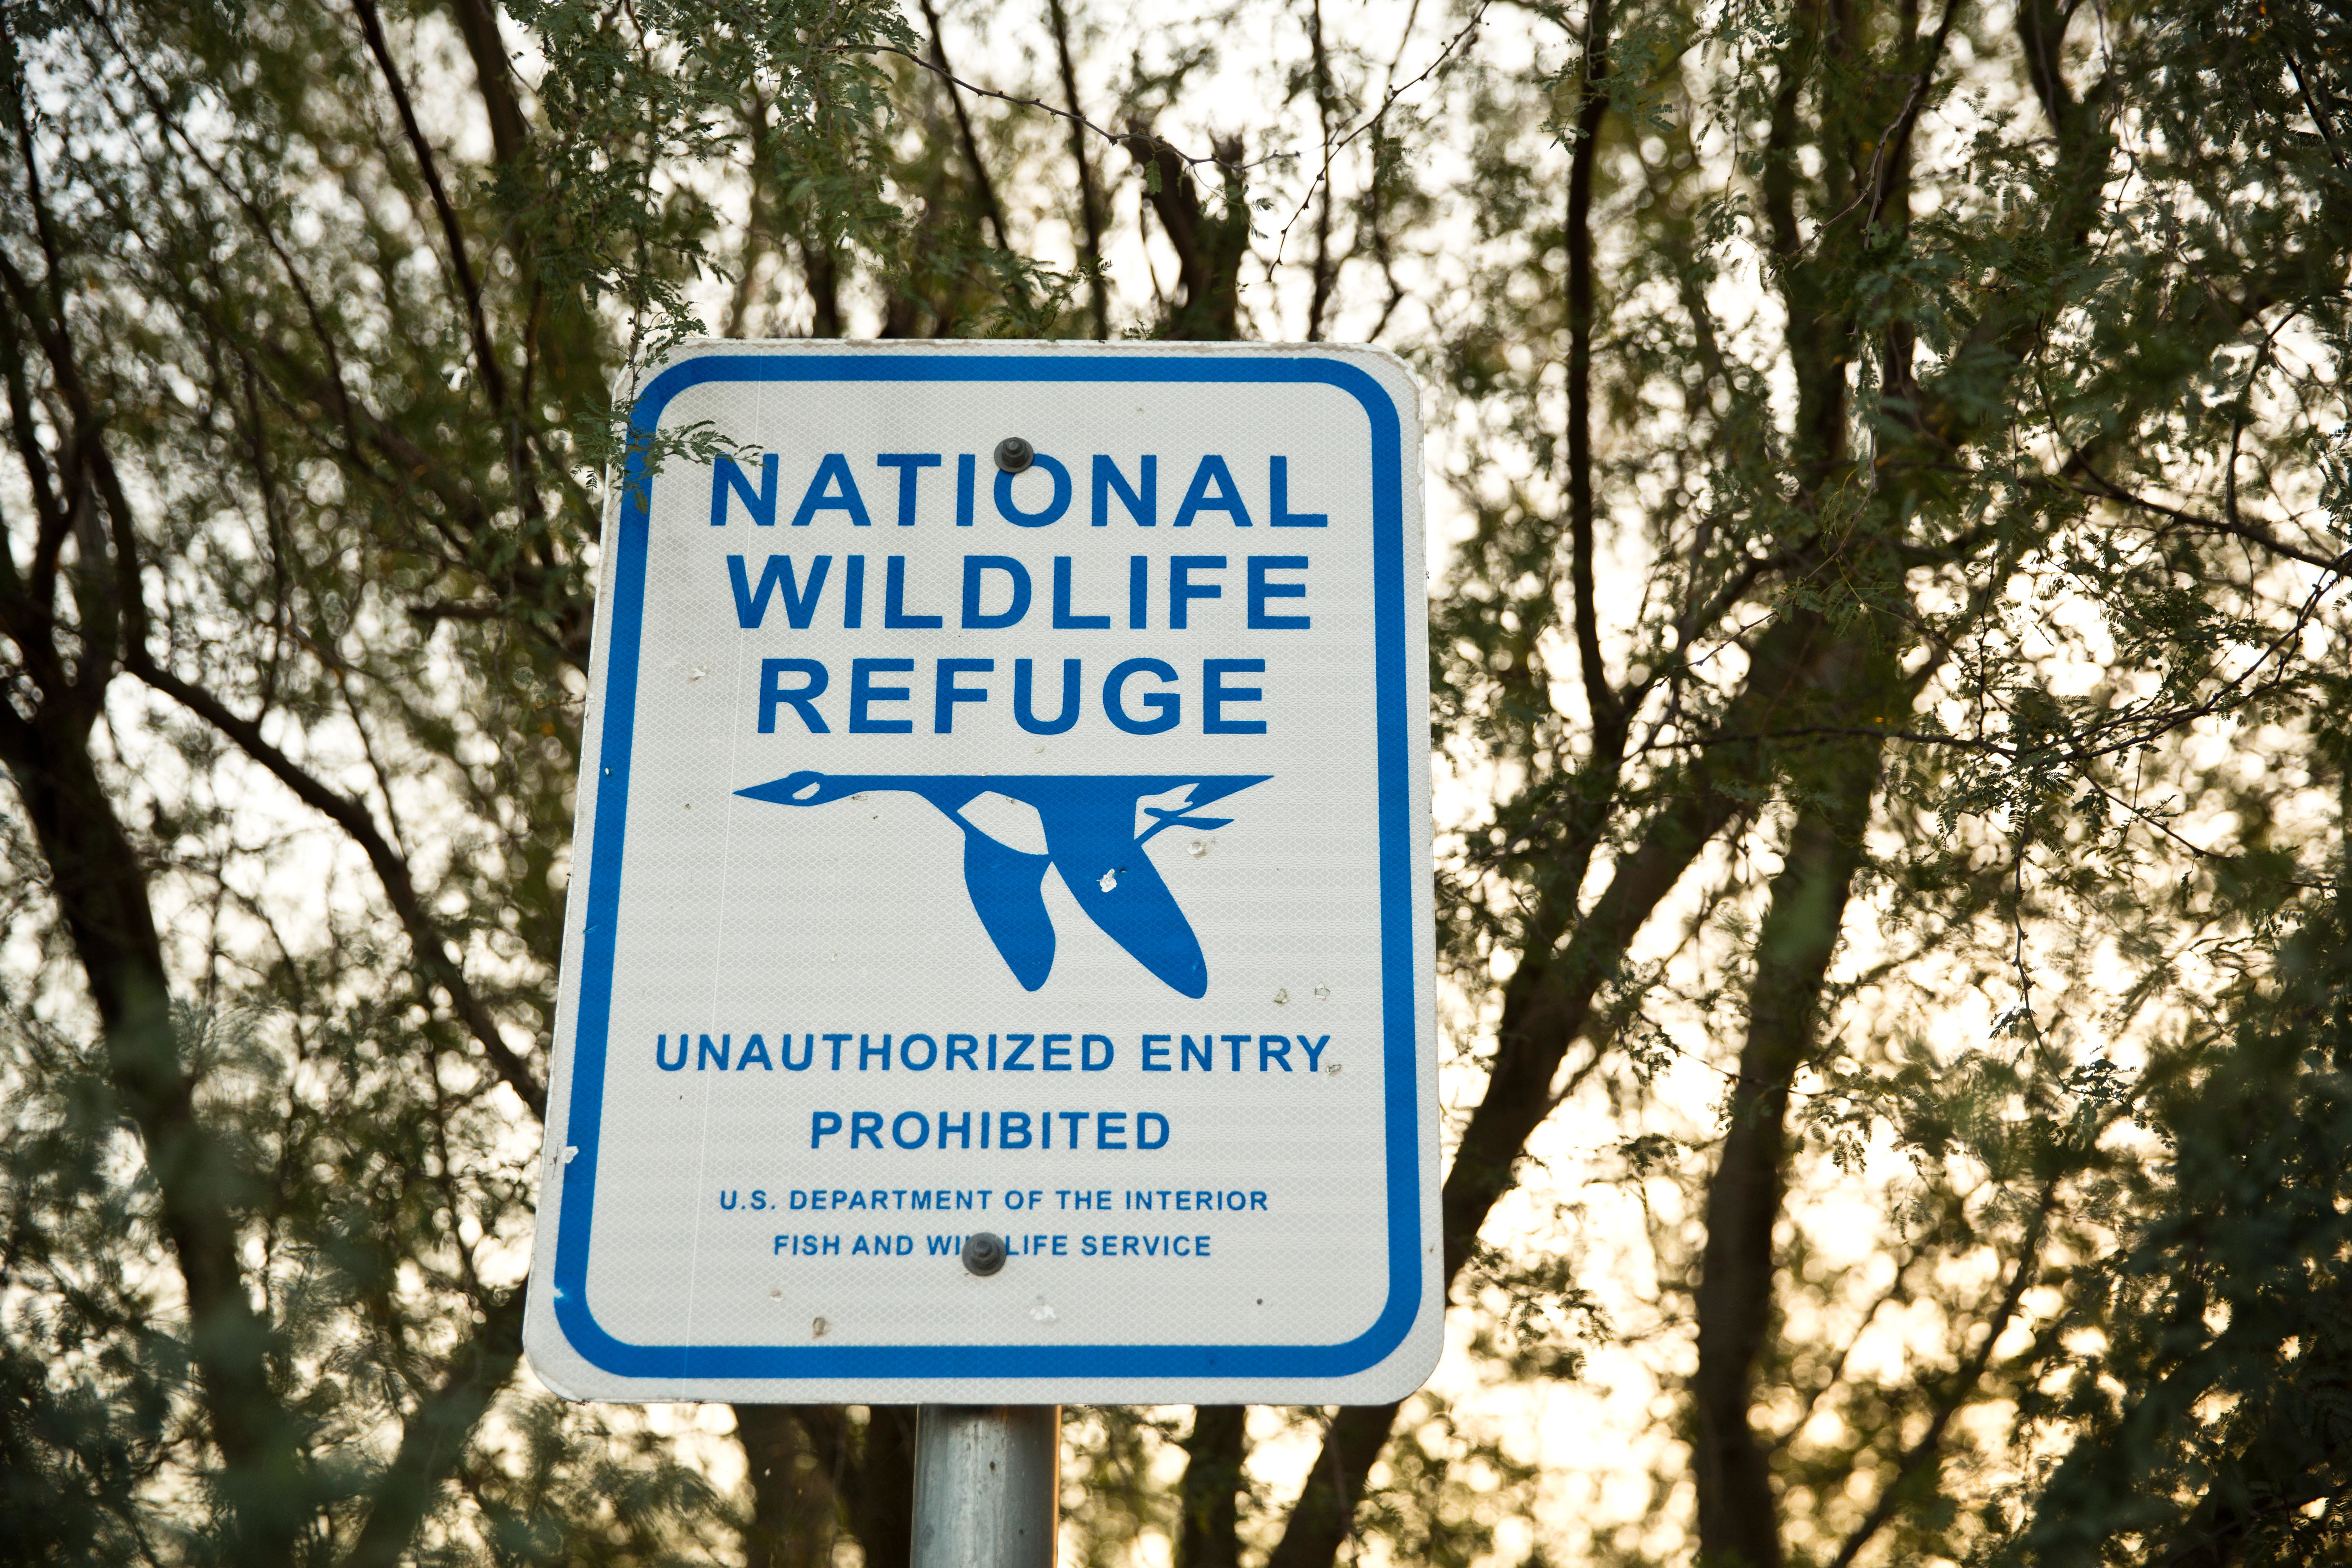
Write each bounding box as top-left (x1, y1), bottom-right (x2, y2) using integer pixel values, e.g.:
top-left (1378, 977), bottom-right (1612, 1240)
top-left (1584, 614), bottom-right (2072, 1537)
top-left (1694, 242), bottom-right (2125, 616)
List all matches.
top-left (0, 704), bottom-right (305, 1565)
top-left (1264, 601), bottom-right (1853, 1568)
top-left (1125, 132), bottom-right (1250, 341)
top-left (1690, 643), bottom-right (1895, 1568)
top-left (1176, 1406), bottom-right (1248, 1568)
top-left (739, 1406), bottom-right (848, 1568)
top-left (852, 1405), bottom-right (918, 1568)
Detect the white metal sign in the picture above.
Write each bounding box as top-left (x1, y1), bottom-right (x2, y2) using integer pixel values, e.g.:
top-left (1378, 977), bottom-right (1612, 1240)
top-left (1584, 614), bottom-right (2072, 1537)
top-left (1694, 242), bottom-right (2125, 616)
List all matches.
top-left (524, 340), bottom-right (1440, 1403)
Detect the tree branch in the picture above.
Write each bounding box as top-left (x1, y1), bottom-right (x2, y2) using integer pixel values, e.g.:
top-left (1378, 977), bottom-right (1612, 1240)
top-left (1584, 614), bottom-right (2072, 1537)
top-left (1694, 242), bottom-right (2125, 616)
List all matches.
top-left (2060, 458), bottom-right (2348, 572)
top-left (911, 0), bottom-right (1015, 254)
top-left (836, 42), bottom-right (1295, 175)
top-left (339, 1279), bottom-right (528, 1568)
top-left (127, 655), bottom-right (548, 1118)
top-left (1044, 0), bottom-right (1108, 338)
top-left (1566, 0), bottom-right (1621, 737)
top-left (1267, 603), bottom-right (1848, 1568)
top-left (350, 0), bottom-right (508, 415)
top-left (1693, 640), bottom-right (1893, 1568)
top-left (1824, 1189), bottom-right (2053, 1568)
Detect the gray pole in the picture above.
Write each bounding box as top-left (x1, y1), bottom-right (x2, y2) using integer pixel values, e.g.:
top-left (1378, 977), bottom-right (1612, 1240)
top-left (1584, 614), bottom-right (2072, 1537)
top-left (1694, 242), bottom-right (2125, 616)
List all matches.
top-left (910, 1405), bottom-right (1062, 1568)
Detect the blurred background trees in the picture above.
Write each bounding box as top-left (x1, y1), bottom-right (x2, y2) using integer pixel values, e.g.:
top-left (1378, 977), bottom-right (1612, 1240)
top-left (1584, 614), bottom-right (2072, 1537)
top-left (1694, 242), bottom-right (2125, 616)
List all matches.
top-left (0, 0), bottom-right (2346, 1563)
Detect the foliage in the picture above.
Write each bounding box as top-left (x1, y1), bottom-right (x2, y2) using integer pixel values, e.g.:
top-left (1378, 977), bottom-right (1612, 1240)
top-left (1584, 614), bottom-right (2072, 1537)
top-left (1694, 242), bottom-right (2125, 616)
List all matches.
top-left (0, 0), bottom-right (2347, 1563)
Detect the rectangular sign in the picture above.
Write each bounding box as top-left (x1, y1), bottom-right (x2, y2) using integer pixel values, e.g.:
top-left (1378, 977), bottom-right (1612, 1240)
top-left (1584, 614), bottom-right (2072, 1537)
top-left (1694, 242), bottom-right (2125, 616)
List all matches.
top-left (524, 340), bottom-right (1440, 1403)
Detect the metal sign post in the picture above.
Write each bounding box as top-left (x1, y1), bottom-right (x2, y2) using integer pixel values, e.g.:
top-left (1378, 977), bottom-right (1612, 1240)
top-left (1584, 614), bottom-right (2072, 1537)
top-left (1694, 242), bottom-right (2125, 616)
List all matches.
top-left (524, 340), bottom-right (1442, 1549)
top-left (911, 1405), bottom-right (1062, 1568)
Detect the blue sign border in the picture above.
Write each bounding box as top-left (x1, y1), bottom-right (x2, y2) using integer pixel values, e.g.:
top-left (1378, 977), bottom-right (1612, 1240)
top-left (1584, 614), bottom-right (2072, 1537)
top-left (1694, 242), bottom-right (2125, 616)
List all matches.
top-left (550, 349), bottom-right (1422, 1379)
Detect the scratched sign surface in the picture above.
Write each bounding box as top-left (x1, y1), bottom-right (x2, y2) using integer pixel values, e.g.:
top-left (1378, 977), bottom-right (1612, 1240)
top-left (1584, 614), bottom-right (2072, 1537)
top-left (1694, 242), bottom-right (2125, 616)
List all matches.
top-left (524, 341), bottom-right (1439, 1403)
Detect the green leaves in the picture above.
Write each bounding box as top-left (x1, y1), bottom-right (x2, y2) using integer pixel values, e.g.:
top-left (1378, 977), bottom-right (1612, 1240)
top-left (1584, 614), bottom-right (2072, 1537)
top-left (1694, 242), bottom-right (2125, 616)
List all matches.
top-left (0, 0), bottom-right (2346, 1562)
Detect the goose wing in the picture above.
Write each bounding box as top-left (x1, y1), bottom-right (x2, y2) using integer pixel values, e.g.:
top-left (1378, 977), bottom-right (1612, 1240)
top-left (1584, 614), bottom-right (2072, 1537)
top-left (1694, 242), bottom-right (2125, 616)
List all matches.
top-left (957, 829), bottom-right (1057, 991)
top-left (1037, 791), bottom-right (1210, 999)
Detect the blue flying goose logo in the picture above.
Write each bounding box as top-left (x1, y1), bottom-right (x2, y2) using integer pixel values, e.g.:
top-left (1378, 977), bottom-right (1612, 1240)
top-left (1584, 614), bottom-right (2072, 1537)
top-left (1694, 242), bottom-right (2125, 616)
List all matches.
top-left (735, 772), bottom-right (1270, 998)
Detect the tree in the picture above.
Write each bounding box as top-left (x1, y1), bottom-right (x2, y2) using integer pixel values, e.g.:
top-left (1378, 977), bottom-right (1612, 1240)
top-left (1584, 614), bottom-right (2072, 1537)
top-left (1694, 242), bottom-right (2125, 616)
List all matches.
top-left (1, 0), bottom-right (2347, 1564)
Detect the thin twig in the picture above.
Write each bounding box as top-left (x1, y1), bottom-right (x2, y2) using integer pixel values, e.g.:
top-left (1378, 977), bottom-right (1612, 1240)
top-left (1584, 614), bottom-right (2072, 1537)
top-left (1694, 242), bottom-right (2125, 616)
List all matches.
top-left (349, 0), bottom-right (508, 415)
top-left (1794, 0), bottom-right (1961, 250)
top-left (911, 0), bottom-right (1017, 255)
top-left (1274, 0), bottom-right (1492, 260)
top-left (834, 42), bottom-right (1297, 172)
top-left (2059, 456), bottom-right (2344, 572)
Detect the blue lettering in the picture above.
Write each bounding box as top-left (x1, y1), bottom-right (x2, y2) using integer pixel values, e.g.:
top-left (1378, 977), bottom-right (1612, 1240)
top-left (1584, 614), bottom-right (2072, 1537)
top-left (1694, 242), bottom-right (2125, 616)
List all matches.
top-left (790, 453), bottom-right (873, 526)
top-left (936, 659), bottom-right (993, 731)
top-left (1296, 1033), bottom-right (1330, 1072)
top-left (737, 1033), bottom-right (774, 1070)
top-left (1105, 658), bottom-right (1180, 734)
top-left (1142, 1034), bottom-right (1172, 1071)
top-left (812, 1110), bottom-right (842, 1147)
top-left (1259, 1034), bottom-right (1293, 1071)
top-left (657, 1033), bottom-right (687, 1071)
top-left (1205, 659), bottom-right (1267, 734)
top-left (875, 453), bottom-right (941, 525)
top-left (850, 1111), bottom-right (883, 1149)
top-left (1247, 555), bottom-right (1310, 628)
top-left (883, 555), bottom-right (944, 628)
top-left (1172, 454), bottom-right (1252, 527)
top-left (730, 554), bottom-right (831, 628)
top-left (1082, 1034), bottom-right (1114, 1071)
top-left (1015, 658), bottom-right (1081, 734)
top-left (1169, 555), bottom-right (1224, 628)
top-left (697, 1033), bottom-right (729, 1071)
top-left (1268, 456), bottom-right (1326, 527)
top-left (1139, 1112), bottom-right (1169, 1149)
top-left (1042, 1033), bottom-right (1073, 1071)
top-left (1092, 454), bottom-right (1156, 526)
top-left (758, 659), bottom-right (830, 734)
top-left (996, 452), bottom-right (1072, 526)
top-left (962, 556), bottom-right (1032, 628)
top-left (850, 658), bottom-right (915, 732)
top-left (893, 1111), bottom-right (931, 1149)
top-left (1052, 557), bottom-right (1111, 628)
top-left (711, 452), bottom-right (779, 527)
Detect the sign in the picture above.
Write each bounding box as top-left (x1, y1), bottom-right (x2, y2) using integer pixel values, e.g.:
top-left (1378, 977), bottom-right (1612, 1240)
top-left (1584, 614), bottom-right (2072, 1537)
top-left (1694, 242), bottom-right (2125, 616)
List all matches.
top-left (524, 341), bottom-right (1440, 1403)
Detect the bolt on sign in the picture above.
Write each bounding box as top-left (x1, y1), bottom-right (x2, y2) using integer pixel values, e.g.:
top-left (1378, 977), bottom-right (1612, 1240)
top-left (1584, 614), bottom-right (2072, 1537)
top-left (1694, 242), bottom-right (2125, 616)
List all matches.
top-left (524, 341), bottom-right (1441, 1403)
